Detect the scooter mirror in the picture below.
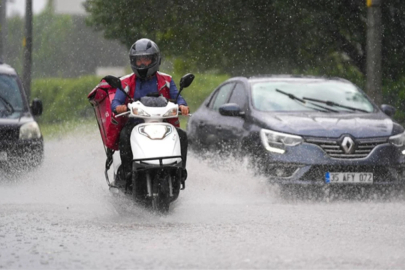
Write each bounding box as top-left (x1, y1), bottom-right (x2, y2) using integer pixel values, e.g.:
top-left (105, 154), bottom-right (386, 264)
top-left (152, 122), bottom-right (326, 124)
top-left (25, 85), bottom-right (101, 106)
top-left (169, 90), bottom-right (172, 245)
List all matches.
top-left (103, 75), bottom-right (123, 90)
top-left (179, 73), bottom-right (195, 89)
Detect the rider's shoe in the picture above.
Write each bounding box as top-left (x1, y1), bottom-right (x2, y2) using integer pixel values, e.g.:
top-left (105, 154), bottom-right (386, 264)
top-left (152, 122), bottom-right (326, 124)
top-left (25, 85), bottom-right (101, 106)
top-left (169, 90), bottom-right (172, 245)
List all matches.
top-left (124, 171), bottom-right (132, 183)
top-left (118, 166), bottom-right (132, 183)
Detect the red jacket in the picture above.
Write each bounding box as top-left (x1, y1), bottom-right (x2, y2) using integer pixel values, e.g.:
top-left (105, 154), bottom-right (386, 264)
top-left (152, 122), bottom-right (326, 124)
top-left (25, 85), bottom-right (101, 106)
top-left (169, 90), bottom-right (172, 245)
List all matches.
top-left (119, 72), bottom-right (180, 127)
top-left (88, 72), bottom-right (181, 150)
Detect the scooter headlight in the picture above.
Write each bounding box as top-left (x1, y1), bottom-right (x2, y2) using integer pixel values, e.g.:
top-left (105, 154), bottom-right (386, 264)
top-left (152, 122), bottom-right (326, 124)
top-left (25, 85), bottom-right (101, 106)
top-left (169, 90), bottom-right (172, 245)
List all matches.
top-left (132, 107), bottom-right (150, 117)
top-left (163, 108), bottom-right (178, 117)
top-left (19, 121), bottom-right (42, 140)
top-left (139, 125), bottom-right (172, 140)
top-left (260, 128), bottom-right (302, 154)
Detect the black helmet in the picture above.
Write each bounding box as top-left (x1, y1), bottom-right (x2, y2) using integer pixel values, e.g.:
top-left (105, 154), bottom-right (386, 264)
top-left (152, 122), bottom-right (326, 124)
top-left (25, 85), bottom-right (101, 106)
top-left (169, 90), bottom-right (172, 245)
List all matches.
top-left (129, 38), bottom-right (161, 79)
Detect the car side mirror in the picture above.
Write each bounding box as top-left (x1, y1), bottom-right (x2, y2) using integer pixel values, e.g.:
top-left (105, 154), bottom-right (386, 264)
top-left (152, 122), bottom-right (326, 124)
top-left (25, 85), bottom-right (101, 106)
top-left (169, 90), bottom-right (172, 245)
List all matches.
top-left (219, 103), bottom-right (244, 117)
top-left (31, 98), bottom-right (43, 116)
top-left (381, 104), bottom-right (396, 117)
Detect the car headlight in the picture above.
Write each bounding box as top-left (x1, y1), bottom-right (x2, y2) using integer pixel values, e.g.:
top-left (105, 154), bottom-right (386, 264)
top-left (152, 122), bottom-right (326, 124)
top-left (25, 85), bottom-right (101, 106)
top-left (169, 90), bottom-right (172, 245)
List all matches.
top-left (163, 108), bottom-right (178, 117)
top-left (389, 132), bottom-right (405, 147)
top-left (132, 107), bottom-right (150, 117)
top-left (19, 121), bottom-right (42, 140)
top-left (139, 125), bottom-right (172, 140)
top-left (260, 128), bottom-right (302, 154)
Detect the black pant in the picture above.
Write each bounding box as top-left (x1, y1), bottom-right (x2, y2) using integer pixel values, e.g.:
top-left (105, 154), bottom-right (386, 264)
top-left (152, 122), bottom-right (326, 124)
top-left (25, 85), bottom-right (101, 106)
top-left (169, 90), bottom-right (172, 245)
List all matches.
top-left (119, 121), bottom-right (188, 176)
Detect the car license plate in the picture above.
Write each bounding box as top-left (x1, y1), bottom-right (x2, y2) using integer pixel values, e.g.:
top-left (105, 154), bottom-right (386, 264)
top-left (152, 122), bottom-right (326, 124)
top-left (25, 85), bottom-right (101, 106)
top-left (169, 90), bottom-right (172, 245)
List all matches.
top-left (325, 172), bottom-right (373, 184)
top-left (0, 151), bottom-right (7, 161)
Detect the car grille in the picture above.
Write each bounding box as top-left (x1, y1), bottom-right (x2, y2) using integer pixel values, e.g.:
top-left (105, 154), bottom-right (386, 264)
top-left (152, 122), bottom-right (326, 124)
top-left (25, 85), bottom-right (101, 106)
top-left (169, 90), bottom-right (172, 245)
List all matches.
top-left (0, 128), bottom-right (19, 141)
top-left (305, 137), bottom-right (388, 159)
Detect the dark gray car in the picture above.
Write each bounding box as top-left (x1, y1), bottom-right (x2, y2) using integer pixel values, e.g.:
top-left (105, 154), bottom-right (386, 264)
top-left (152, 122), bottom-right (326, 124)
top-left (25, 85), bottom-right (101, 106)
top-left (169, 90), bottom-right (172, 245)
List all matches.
top-left (0, 62), bottom-right (43, 171)
top-left (187, 75), bottom-right (405, 187)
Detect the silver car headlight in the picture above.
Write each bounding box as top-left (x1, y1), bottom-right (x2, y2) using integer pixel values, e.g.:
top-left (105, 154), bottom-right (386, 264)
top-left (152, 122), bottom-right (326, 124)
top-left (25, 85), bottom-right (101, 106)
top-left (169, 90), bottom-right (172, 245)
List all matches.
top-left (389, 131), bottom-right (405, 147)
top-left (19, 121), bottom-right (42, 140)
top-left (139, 125), bottom-right (172, 140)
top-left (260, 128), bottom-right (303, 154)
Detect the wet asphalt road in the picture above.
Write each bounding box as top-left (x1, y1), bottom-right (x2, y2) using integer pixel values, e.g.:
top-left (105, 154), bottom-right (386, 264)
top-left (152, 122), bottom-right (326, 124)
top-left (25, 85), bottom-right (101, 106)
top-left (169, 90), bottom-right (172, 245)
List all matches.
top-left (1, 125), bottom-right (405, 269)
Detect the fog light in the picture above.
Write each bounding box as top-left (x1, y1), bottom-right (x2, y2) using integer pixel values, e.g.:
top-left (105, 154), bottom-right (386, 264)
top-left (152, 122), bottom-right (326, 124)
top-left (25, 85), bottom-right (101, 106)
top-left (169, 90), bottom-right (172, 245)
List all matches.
top-left (276, 168), bottom-right (285, 177)
top-left (265, 165), bottom-right (302, 178)
top-left (402, 150), bottom-right (405, 155)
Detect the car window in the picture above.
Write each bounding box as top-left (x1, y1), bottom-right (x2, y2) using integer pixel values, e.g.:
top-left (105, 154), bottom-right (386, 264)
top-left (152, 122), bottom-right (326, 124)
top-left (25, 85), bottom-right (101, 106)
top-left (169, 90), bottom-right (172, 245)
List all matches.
top-left (228, 83), bottom-right (247, 109)
top-left (210, 83), bottom-right (235, 111)
top-left (0, 74), bottom-right (24, 112)
top-left (251, 80), bottom-right (375, 112)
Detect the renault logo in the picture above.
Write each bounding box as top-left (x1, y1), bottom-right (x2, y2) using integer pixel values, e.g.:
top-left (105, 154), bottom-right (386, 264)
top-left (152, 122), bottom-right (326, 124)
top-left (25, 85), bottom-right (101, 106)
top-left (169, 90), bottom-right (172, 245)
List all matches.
top-left (341, 136), bottom-right (355, 154)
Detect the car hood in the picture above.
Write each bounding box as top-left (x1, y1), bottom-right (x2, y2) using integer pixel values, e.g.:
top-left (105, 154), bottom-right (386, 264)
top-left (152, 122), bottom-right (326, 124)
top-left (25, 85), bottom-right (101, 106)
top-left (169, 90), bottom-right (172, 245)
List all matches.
top-left (254, 111), bottom-right (396, 138)
top-left (0, 112), bottom-right (35, 127)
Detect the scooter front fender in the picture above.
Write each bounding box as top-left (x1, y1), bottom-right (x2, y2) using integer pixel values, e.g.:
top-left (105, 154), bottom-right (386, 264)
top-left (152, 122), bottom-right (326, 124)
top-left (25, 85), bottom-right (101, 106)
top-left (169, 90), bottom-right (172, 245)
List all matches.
top-left (130, 123), bottom-right (182, 165)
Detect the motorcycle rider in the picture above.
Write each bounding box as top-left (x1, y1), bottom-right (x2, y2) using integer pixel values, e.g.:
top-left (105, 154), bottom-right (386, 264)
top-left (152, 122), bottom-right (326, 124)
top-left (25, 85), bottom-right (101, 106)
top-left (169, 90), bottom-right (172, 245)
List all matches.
top-left (111, 38), bottom-right (189, 182)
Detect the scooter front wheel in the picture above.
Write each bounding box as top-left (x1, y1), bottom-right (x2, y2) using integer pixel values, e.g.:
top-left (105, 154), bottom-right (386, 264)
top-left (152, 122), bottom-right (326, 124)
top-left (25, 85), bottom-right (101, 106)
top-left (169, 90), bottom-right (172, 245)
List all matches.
top-left (132, 170), bottom-right (148, 205)
top-left (150, 173), bottom-right (171, 213)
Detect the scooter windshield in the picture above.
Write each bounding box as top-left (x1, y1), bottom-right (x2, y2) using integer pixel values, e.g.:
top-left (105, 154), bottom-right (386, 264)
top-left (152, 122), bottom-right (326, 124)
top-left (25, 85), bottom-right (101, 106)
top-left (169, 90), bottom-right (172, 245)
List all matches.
top-left (140, 95), bottom-right (168, 107)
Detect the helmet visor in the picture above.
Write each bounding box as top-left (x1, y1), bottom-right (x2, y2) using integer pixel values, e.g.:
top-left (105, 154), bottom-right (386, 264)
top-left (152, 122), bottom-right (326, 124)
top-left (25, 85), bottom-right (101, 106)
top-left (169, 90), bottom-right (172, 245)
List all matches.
top-left (130, 54), bottom-right (158, 69)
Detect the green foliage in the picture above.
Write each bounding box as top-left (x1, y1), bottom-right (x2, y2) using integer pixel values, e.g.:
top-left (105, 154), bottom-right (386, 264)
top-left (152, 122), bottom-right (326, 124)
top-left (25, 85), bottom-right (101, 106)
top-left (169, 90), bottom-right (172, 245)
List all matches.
top-left (30, 72), bottom-right (228, 126)
top-left (5, 8), bottom-right (73, 77)
top-left (171, 72), bottom-right (230, 113)
top-left (32, 9), bottom-right (75, 78)
top-left (296, 53), bottom-right (366, 89)
top-left (5, 7), bottom-right (127, 79)
top-left (5, 16), bottom-right (24, 73)
top-left (30, 71), bottom-right (405, 134)
top-left (31, 76), bottom-right (101, 123)
top-left (172, 58), bottom-right (197, 77)
top-left (39, 118), bottom-right (97, 139)
top-left (383, 77), bottom-right (405, 124)
top-left (85, 0), bottom-right (405, 81)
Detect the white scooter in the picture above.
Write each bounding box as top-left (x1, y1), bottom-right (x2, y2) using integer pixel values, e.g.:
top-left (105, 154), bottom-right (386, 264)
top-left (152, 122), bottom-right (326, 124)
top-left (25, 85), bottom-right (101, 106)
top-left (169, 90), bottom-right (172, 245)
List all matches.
top-left (103, 74), bottom-right (194, 213)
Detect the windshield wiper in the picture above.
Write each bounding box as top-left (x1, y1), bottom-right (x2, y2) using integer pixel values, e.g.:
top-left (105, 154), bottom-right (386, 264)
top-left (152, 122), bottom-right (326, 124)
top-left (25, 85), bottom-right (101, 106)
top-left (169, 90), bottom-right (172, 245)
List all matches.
top-left (276, 89), bottom-right (305, 103)
top-left (0, 94), bottom-right (14, 114)
top-left (275, 89), bottom-right (338, 112)
top-left (302, 97), bottom-right (369, 113)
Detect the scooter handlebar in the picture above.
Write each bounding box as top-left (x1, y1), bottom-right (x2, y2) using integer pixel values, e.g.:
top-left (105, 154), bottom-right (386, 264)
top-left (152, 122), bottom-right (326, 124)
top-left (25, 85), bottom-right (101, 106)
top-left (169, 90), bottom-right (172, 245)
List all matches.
top-left (115, 110), bottom-right (130, 118)
top-left (178, 110), bottom-right (192, 116)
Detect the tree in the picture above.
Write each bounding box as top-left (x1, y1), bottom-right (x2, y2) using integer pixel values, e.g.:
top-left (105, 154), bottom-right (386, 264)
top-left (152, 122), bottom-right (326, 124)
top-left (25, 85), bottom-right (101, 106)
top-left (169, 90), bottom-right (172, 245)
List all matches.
top-left (6, 5), bottom-right (128, 79)
top-left (83, 0), bottom-right (404, 80)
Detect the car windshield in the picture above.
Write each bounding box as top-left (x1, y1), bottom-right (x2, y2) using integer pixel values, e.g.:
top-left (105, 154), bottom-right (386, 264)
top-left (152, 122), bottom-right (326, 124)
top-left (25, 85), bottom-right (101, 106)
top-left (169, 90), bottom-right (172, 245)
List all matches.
top-left (251, 79), bottom-right (375, 113)
top-left (0, 74), bottom-right (24, 116)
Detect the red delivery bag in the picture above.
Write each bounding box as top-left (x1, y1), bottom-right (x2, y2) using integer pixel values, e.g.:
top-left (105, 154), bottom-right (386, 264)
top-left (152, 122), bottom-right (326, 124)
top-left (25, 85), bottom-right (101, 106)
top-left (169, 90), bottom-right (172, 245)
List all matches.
top-left (87, 80), bottom-right (127, 150)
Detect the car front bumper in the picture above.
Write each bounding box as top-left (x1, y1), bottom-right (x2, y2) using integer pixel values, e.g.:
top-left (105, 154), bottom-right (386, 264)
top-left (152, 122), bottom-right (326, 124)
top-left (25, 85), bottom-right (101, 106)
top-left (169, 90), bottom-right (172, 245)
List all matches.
top-left (0, 138), bottom-right (44, 169)
top-left (256, 142), bottom-right (405, 186)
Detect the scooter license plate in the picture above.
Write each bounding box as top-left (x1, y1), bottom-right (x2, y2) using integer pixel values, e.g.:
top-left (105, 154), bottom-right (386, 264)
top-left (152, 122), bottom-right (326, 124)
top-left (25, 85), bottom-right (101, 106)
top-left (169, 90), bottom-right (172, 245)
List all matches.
top-left (325, 172), bottom-right (373, 184)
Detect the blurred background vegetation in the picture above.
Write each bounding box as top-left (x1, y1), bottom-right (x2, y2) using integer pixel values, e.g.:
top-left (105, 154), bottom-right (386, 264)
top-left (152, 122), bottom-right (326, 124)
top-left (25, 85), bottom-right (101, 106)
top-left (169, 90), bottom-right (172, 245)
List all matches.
top-left (4, 0), bottom-right (405, 135)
